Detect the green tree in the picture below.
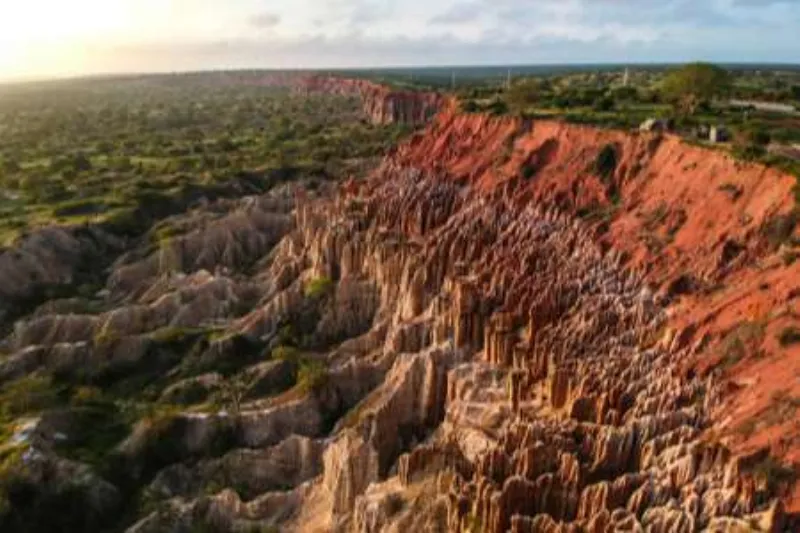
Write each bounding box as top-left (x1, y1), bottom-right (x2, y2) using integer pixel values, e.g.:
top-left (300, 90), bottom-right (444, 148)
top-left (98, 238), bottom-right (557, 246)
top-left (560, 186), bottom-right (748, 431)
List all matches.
top-left (506, 79), bottom-right (543, 112)
top-left (661, 62), bottom-right (732, 115)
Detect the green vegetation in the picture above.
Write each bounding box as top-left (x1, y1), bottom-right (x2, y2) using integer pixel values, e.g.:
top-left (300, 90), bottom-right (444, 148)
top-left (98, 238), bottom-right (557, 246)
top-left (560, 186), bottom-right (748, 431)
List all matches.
top-left (661, 62), bottom-right (732, 115)
top-left (304, 276), bottom-right (334, 299)
top-left (778, 326), bottom-right (800, 347)
top-left (0, 376), bottom-right (61, 418)
top-left (0, 73), bottom-right (409, 245)
top-left (761, 210), bottom-right (798, 250)
top-left (270, 346), bottom-right (329, 394)
top-left (0, 71), bottom-right (417, 532)
top-left (752, 456), bottom-right (797, 493)
top-left (719, 320), bottom-right (766, 370)
top-left (594, 144), bottom-right (618, 182)
top-left (446, 63), bottom-right (800, 194)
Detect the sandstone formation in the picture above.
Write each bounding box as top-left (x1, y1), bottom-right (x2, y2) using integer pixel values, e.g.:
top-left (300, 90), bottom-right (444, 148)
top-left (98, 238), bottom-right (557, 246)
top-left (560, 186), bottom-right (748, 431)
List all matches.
top-left (295, 75), bottom-right (443, 126)
top-left (0, 225), bottom-right (122, 328)
top-left (1, 80), bottom-right (798, 532)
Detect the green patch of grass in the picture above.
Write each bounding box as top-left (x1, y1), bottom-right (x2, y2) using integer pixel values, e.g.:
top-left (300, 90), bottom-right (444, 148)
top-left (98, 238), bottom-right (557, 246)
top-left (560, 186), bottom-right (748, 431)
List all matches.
top-left (56, 403), bottom-right (131, 468)
top-left (149, 326), bottom-right (212, 345)
top-left (0, 376), bottom-right (62, 418)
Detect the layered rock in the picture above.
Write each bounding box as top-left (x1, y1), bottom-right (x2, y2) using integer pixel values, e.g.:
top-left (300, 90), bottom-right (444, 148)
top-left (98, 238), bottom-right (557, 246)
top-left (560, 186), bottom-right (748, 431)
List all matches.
top-left (271, 164), bottom-right (793, 532)
top-left (3, 81), bottom-right (797, 532)
top-left (295, 76), bottom-right (443, 126)
top-left (0, 225), bottom-right (121, 328)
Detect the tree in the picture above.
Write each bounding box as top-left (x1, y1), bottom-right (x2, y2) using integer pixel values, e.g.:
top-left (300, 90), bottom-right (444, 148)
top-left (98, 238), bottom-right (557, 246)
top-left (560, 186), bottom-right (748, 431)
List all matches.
top-left (661, 62), bottom-right (732, 115)
top-left (506, 79), bottom-right (543, 112)
top-left (791, 85), bottom-right (800, 102)
top-left (593, 96), bottom-right (615, 112)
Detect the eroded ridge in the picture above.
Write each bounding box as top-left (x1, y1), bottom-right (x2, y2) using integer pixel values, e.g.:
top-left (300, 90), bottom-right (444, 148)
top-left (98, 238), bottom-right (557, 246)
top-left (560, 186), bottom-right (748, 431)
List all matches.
top-left (295, 166), bottom-right (786, 532)
top-left (4, 160), bottom-right (789, 532)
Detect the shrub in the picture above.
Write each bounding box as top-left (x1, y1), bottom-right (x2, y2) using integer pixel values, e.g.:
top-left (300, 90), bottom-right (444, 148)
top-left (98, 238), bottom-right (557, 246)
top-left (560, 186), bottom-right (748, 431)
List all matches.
top-left (506, 79), bottom-right (542, 112)
top-left (732, 143), bottom-right (767, 162)
top-left (149, 326), bottom-right (208, 345)
top-left (305, 276), bottom-right (333, 299)
top-left (753, 456), bottom-right (797, 493)
top-left (271, 345), bottom-right (301, 363)
top-left (297, 360), bottom-right (328, 394)
top-left (70, 386), bottom-right (104, 406)
top-left (592, 96), bottom-right (615, 112)
top-left (719, 320), bottom-right (765, 370)
top-left (778, 327), bottom-right (800, 347)
top-left (521, 162), bottom-right (537, 180)
top-left (460, 100), bottom-right (480, 113)
top-left (747, 128), bottom-right (772, 147)
top-left (594, 144), bottom-right (618, 182)
top-left (761, 211), bottom-right (797, 249)
top-left (0, 376), bottom-right (60, 417)
top-left (486, 99), bottom-right (509, 116)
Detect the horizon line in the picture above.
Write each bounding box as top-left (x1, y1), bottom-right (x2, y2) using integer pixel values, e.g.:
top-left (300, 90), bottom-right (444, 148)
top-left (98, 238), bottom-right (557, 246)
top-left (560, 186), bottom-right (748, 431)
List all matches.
top-left (3, 60), bottom-right (800, 87)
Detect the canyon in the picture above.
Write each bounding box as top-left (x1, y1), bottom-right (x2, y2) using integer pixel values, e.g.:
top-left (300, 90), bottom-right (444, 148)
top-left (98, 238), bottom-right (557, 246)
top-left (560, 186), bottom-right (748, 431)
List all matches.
top-left (0, 75), bottom-right (798, 532)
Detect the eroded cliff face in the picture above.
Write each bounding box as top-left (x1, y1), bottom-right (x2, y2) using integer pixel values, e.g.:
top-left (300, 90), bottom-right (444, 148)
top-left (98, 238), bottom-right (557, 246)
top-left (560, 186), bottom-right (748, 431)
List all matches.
top-left (119, 164), bottom-right (793, 531)
top-left (389, 107), bottom-right (800, 511)
top-left (295, 76), bottom-right (443, 126)
top-left (280, 162), bottom-right (794, 532)
top-left (2, 84), bottom-right (798, 532)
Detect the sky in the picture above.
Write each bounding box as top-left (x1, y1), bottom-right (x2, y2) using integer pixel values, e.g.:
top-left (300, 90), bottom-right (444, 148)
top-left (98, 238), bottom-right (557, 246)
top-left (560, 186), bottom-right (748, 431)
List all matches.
top-left (0, 0), bottom-right (798, 81)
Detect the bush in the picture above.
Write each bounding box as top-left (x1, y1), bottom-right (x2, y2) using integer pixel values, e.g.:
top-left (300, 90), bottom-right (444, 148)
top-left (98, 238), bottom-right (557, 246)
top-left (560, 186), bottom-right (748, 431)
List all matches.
top-left (305, 276), bottom-right (333, 299)
top-left (297, 360), bottom-right (328, 393)
top-left (593, 96), bottom-right (615, 112)
top-left (719, 320), bottom-right (765, 370)
top-left (594, 144), bottom-right (618, 182)
top-left (761, 211), bottom-right (797, 249)
top-left (0, 376), bottom-right (60, 417)
top-left (70, 386), bottom-right (104, 406)
top-left (486, 99), bottom-right (509, 116)
top-left (506, 79), bottom-right (542, 112)
top-left (521, 162), bottom-right (537, 180)
top-left (732, 143), bottom-right (767, 162)
top-left (778, 327), bottom-right (800, 347)
top-left (753, 456), bottom-right (797, 493)
top-left (746, 128), bottom-right (772, 147)
top-left (271, 345), bottom-right (301, 363)
top-left (460, 100), bottom-right (480, 113)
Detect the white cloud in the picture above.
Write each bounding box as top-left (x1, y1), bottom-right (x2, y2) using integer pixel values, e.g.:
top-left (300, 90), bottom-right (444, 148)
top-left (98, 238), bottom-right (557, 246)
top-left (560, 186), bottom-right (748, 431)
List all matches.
top-left (1, 0), bottom-right (799, 80)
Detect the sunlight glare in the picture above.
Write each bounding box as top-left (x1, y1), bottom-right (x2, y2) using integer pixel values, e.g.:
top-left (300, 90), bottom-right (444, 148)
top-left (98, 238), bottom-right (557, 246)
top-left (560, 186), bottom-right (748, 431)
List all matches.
top-left (0, 0), bottom-right (131, 77)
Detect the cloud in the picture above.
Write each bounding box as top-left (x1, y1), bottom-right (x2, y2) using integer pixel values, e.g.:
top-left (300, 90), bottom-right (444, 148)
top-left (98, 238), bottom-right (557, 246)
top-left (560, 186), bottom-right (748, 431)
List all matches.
top-left (429, 2), bottom-right (484, 24)
top-left (249, 12), bottom-right (281, 29)
top-left (74, 25), bottom-right (798, 75)
top-left (4, 0), bottom-right (800, 80)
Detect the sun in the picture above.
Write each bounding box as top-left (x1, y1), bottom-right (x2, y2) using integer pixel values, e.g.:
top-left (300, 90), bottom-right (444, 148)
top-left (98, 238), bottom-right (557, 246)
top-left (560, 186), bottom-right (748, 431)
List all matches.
top-left (0, 1), bottom-right (130, 78)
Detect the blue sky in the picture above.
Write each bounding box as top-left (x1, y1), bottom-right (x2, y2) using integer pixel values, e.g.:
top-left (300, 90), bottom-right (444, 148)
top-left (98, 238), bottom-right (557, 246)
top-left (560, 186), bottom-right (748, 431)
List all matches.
top-left (1, 0), bottom-right (798, 80)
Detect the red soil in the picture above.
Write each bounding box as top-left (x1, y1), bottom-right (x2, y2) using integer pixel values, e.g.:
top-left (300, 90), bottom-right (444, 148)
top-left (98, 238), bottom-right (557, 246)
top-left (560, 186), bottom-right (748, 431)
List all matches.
top-left (295, 75), bottom-right (443, 125)
top-left (391, 102), bottom-right (800, 509)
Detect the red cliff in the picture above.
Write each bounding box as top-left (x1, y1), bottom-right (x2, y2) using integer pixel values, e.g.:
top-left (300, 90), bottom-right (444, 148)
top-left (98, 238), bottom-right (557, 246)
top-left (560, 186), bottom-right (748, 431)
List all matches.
top-left (391, 103), bottom-right (800, 510)
top-left (295, 75), bottom-right (444, 126)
